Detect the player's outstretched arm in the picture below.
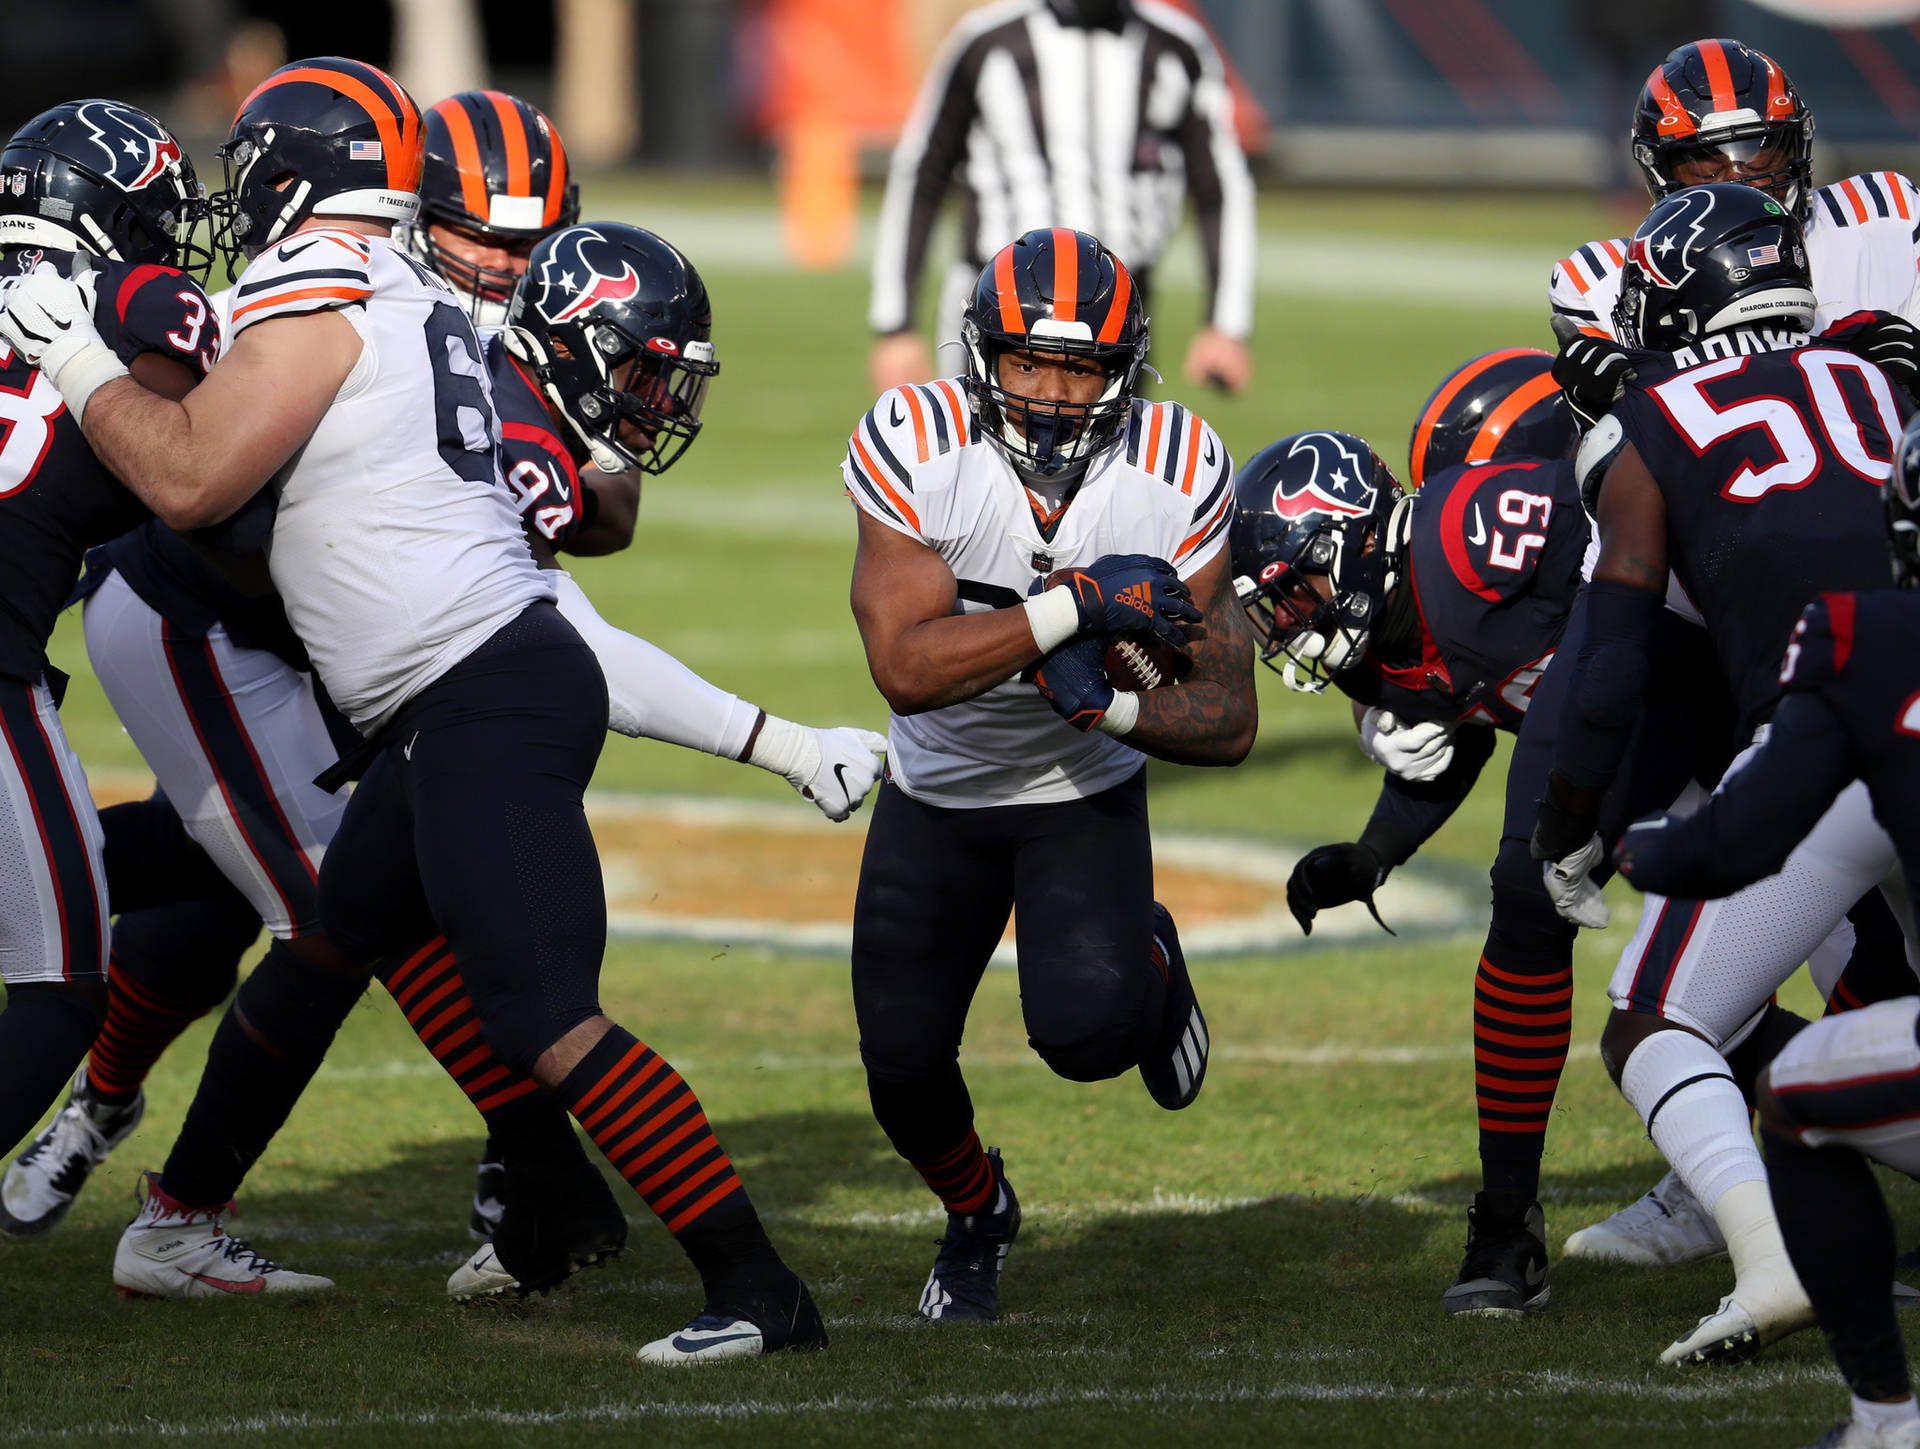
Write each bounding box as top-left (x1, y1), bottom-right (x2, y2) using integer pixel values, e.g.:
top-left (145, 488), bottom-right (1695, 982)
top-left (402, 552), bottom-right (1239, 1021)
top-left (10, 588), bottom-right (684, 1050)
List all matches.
top-left (1122, 551), bottom-right (1257, 766)
top-left (851, 510), bottom-right (1059, 714)
top-left (1615, 690), bottom-right (1855, 899)
top-left (551, 573), bottom-right (884, 821)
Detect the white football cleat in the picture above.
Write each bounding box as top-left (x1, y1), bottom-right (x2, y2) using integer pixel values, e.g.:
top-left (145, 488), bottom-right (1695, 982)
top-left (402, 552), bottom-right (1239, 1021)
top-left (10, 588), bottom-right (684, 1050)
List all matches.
top-left (1660, 1274), bottom-right (1816, 1366)
top-left (636, 1268), bottom-right (827, 1365)
top-left (1564, 1170), bottom-right (1728, 1267)
top-left (447, 1242), bottom-right (518, 1301)
top-left (636, 1316), bottom-right (768, 1365)
top-left (0, 1070), bottom-right (144, 1236)
top-left (1800, 1414), bottom-right (1920, 1448)
top-left (112, 1174), bottom-right (333, 1300)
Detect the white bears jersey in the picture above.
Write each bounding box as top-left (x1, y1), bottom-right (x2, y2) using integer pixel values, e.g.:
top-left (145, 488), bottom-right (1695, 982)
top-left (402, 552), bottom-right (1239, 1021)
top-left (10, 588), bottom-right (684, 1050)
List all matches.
top-left (844, 379), bottom-right (1234, 808)
top-left (1550, 172), bottom-right (1920, 340)
top-left (228, 228), bottom-right (553, 732)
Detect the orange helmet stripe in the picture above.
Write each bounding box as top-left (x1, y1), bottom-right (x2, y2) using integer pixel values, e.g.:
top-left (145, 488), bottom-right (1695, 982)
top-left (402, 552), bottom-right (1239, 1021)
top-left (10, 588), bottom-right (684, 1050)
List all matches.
top-left (1408, 347), bottom-right (1540, 488)
top-left (1097, 257), bottom-right (1133, 343)
top-left (350, 60), bottom-right (421, 189)
top-left (244, 64), bottom-right (415, 191)
top-left (1644, 66), bottom-right (1697, 139)
top-left (1050, 228), bottom-right (1077, 323)
top-left (542, 110), bottom-right (571, 226)
top-left (482, 90), bottom-right (532, 197)
top-left (1468, 371), bottom-right (1561, 464)
top-left (430, 97), bottom-right (491, 220)
top-left (993, 245), bottom-right (1025, 336)
top-left (1760, 50), bottom-right (1792, 120)
top-left (1698, 40), bottom-right (1737, 116)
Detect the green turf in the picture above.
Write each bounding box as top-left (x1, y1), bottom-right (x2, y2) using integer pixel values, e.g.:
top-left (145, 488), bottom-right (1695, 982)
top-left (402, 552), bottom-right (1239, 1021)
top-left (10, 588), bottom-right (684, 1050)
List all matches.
top-left (8, 179), bottom-right (1905, 1445)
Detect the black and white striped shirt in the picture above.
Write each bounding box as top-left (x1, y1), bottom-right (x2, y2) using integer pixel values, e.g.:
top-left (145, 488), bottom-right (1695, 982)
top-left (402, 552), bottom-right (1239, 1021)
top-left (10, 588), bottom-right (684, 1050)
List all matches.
top-left (869, 0), bottom-right (1255, 341)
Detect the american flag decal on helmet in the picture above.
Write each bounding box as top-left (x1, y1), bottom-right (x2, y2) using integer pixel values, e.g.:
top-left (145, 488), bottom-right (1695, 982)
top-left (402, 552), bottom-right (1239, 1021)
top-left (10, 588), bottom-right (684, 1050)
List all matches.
top-left (350, 140), bottom-right (383, 161)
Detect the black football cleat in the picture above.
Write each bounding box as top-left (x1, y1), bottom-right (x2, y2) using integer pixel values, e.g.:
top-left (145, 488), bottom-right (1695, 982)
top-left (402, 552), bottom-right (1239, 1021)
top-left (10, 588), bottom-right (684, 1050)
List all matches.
top-left (918, 1147), bottom-right (1021, 1322)
top-left (1443, 1194), bottom-right (1550, 1317)
top-left (1139, 903), bottom-right (1208, 1110)
top-left (636, 1262), bottom-right (829, 1365)
top-left (447, 1156), bottom-right (628, 1300)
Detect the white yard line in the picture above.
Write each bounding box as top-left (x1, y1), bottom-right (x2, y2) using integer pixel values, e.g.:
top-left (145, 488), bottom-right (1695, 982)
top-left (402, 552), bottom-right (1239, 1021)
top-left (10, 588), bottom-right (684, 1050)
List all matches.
top-left (5, 1367), bottom-right (1845, 1442)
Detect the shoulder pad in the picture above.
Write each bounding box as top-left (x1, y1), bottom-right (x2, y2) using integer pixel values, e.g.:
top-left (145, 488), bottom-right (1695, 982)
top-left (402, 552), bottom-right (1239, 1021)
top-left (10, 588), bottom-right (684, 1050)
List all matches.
top-left (228, 229), bottom-right (374, 334)
top-left (1124, 399), bottom-right (1220, 489)
top-left (1170, 410), bottom-right (1234, 566)
top-left (1574, 414), bottom-right (1627, 515)
top-left (1780, 593), bottom-right (1854, 693)
top-left (1549, 239), bottom-right (1627, 329)
top-left (1814, 173), bottom-right (1919, 232)
top-left (845, 388), bottom-right (937, 537)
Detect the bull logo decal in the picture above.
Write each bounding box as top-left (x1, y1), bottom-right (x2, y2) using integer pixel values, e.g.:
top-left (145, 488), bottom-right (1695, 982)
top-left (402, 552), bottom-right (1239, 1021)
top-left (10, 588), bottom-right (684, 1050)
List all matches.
top-left (73, 101), bottom-right (182, 192)
top-left (1271, 432), bottom-right (1375, 521)
top-left (535, 226), bottom-right (641, 325)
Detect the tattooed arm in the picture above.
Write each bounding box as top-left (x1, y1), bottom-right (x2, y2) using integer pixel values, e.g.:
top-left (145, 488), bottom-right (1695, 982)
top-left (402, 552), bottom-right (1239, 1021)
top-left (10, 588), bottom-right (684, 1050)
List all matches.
top-left (1126, 550), bottom-right (1258, 766)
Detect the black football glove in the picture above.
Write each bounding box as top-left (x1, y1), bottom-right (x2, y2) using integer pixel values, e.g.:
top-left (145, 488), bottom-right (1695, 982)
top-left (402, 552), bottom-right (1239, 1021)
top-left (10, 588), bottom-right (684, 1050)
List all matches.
top-left (1286, 842), bottom-right (1393, 938)
top-left (1550, 315), bottom-right (1639, 430)
top-left (1820, 310), bottom-right (1920, 403)
top-left (1032, 635), bottom-right (1115, 732)
top-left (1050, 553), bottom-right (1202, 652)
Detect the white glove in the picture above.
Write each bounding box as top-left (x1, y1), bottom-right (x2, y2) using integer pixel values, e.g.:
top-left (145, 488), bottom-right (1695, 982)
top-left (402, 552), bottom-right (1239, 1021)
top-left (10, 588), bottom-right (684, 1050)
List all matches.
top-left (747, 715), bottom-right (888, 822)
top-left (1541, 833), bottom-right (1611, 929)
top-left (0, 263), bottom-right (125, 424)
top-left (1358, 707), bottom-right (1456, 783)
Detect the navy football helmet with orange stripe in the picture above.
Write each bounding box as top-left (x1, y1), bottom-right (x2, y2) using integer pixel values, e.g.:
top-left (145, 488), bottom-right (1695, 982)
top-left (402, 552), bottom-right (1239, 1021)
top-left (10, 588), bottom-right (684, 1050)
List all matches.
top-left (1408, 350), bottom-right (1573, 489)
top-left (406, 90), bottom-right (579, 325)
top-left (0, 100), bottom-right (210, 276)
top-left (1228, 432), bottom-right (1410, 693)
top-left (1632, 40), bottom-right (1814, 220)
top-left (960, 228), bottom-right (1148, 484)
top-left (504, 223), bottom-right (717, 476)
top-left (211, 56), bottom-right (424, 269)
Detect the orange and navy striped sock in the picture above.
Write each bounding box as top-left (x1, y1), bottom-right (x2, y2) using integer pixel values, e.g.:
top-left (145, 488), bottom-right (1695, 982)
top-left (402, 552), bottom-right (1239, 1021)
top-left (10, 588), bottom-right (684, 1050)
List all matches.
top-left (87, 959), bottom-right (214, 1104)
top-left (1474, 947), bottom-right (1573, 1211)
top-left (378, 936), bottom-right (542, 1117)
top-left (558, 1025), bottom-right (751, 1239)
top-left (913, 1128), bottom-right (995, 1215)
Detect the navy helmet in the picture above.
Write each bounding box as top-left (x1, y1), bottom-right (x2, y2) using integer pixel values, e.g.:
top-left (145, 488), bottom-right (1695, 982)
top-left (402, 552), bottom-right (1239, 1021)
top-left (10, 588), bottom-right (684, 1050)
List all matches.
top-left (504, 222), bottom-right (717, 476)
top-left (1633, 40), bottom-right (1814, 220)
top-left (1408, 348), bottom-right (1574, 489)
top-left (1613, 182), bottom-right (1814, 349)
top-left (1228, 430), bottom-right (1408, 692)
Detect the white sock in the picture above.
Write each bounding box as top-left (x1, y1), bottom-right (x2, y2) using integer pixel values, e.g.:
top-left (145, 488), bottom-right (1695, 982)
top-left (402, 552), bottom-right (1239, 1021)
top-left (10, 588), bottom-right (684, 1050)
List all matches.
top-left (1853, 1394), bottom-right (1920, 1435)
top-left (1620, 1028), bottom-right (1765, 1213)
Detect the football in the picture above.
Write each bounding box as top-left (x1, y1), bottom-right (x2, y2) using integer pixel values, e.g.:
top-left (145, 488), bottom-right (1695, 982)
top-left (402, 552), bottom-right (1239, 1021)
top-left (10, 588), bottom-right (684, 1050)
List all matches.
top-left (1104, 631), bottom-right (1191, 692)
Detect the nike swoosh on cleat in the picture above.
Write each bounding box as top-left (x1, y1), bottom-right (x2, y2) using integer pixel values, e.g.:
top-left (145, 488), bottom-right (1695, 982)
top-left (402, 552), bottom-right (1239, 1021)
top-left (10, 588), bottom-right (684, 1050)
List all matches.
top-left (186, 1272), bottom-right (266, 1294)
top-left (669, 1331), bottom-right (761, 1353)
top-left (1524, 1262), bottom-right (1547, 1287)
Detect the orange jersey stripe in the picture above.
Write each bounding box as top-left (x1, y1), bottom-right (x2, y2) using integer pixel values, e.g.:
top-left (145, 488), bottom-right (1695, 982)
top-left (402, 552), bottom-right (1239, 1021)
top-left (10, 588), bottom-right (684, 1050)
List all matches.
top-left (484, 90), bottom-right (531, 197)
top-left (1557, 257), bottom-right (1590, 296)
top-left (231, 285), bottom-right (371, 322)
top-left (1468, 372), bottom-right (1561, 463)
top-left (1144, 403), bottom-right (1166, 475)
top-left (993, 246), bottom-right (1025, 336)
top-left (852, 435), bottom-right (921, 531)
top-left (1178, 417), bottom-right (1203, 495)
top-left (1098, 257), bottom-right (1133, 343)
top-left (431, 97), bottom-right (492, 220)
top-left (1841, 177), bottom-right (1870, 224)
top-left (901, 387), bottom-right (930, 463)
top-left (1698, 40), bottom-right (1737, 116)
top-left (1174, 503), bottom-right (1226, 560)
top-left (1889, 172), bottom-right (1912, 220)
top-left (1599, 239), bottom-right (1625, 267)
top-left (932, 378), bottom-right (966, 440)
top-left (1408, 347), bottom-right (1539, 487)
top-left (1051, 227), bottom-right (1077, 322)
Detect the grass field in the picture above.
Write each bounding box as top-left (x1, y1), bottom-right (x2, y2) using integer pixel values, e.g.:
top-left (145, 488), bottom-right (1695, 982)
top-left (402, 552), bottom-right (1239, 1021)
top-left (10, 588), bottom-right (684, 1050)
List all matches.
top-left (3, 179), bottom-right (1911, 1447)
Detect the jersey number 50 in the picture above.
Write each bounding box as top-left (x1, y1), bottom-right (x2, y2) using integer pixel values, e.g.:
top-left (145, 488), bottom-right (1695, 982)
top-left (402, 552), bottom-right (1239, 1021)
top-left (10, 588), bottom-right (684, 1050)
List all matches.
top-left (1649, 351), bottom-right (1902, 501)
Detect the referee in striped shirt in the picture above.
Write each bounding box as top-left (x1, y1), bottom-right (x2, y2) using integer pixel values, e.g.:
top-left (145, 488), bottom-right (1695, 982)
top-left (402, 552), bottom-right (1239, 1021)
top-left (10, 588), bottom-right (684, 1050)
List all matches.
top-left (869, 0), bottom-right (1256, 395)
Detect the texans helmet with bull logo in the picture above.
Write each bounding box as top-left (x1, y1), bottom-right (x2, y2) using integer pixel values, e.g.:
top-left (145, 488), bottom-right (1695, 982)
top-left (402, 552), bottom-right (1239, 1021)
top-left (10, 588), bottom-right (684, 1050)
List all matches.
top-left (0, 99), bottom-right (211, 275)
top-left (1228, 431), bottom-right (1409, 692)
top-left (1612, 181), bottom-right (1814, 349)
top-left (504, 221), bottom-right (718, 476)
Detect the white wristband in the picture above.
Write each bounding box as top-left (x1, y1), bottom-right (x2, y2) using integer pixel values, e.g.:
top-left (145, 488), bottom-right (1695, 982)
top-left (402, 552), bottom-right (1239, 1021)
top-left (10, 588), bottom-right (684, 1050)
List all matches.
top-left (1097, 689), bottom-right (1140, 736)
top-left (1022, 586), bottom-right (1081, 654)
top-left (52, 340), bottom-right (129, 428)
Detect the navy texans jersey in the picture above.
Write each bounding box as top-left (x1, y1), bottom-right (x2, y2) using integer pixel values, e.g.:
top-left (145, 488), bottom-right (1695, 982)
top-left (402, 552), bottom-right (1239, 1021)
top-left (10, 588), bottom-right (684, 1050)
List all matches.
top-left (0, 248), bottom-right (218, 682)
top-left (1612, 337), bottom-right (1905, 737)
top-left (1620, 591), bottom-right (1920, 904)
top-left (484, 331), bottom-right (584, 550)
top-left (1340, 457), bottom-right (1588, 732)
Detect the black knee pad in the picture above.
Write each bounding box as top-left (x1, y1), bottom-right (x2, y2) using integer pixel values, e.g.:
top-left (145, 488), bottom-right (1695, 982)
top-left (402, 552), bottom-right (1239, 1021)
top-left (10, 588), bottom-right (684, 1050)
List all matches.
top-left (112, 895), bottom-right (260, 1014)
top-left (232, 940), bottom-right (369, 1058)
top-left (1487, 837), bottom-right (1579, 960)
top-left (1023, 957), bottom-right (1159, 1084)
